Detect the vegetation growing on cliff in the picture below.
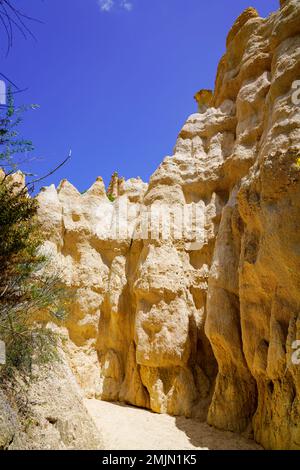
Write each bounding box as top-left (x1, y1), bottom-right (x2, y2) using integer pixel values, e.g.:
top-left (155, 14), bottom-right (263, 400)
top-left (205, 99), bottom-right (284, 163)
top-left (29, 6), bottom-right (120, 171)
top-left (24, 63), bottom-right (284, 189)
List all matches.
top-left (107, 192), bottom-right (115, 202)
top-left (0, 90), bottom-right (67, 377)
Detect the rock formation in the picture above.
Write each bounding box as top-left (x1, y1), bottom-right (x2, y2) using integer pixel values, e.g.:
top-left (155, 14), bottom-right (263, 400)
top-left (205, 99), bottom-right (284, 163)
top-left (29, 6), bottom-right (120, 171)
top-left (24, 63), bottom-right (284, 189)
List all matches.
top-left (0, 352), bottom-right (103, 450)
top-left (35, 0), bottom-right (300, 450)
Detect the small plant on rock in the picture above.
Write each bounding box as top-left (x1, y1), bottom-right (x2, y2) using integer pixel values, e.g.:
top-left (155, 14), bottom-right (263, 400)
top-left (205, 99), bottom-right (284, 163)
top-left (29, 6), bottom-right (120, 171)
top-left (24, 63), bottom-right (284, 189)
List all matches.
top-left (107, 192), bottom-right (115, 202)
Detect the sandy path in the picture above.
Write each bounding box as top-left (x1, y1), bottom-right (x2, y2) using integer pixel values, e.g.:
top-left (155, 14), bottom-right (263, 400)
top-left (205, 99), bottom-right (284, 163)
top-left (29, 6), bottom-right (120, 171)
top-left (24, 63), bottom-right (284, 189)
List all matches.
top-left (85, 399), bottom-right (262, 451)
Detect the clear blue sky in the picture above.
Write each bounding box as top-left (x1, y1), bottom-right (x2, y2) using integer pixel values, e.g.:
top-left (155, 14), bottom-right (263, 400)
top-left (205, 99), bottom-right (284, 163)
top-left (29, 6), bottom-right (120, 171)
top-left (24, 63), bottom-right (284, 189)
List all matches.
top-left (3, 0), bottom-right (278, 191)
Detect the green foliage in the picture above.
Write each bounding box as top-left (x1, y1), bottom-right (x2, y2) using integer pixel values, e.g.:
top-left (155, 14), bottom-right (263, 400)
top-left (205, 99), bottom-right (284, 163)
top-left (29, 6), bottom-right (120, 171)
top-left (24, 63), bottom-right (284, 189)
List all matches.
top-left (107, 192), bottom-right (115, 202)
top-left (0, 89), bottom-right (68, 378)
top-left (0, 87), bottom-right (38, 171)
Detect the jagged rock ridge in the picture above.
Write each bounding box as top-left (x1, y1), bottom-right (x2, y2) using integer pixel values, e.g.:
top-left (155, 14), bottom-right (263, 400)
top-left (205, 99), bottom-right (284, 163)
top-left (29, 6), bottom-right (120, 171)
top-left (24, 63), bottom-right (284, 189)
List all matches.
top-left (37, 0), bottom-right (300, 450)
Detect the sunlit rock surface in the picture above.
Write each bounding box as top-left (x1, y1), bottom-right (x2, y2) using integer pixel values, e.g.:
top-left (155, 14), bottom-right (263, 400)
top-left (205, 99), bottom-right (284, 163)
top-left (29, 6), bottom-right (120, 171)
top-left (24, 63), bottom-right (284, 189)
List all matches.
top-left (36, 1), bottom-right (300, 450)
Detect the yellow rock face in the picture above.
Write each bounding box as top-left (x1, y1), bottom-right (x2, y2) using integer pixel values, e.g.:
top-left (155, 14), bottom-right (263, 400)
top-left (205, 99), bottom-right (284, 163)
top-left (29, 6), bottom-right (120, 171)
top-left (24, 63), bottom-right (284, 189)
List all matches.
top-left (37, 0), bottom-right (300, 450)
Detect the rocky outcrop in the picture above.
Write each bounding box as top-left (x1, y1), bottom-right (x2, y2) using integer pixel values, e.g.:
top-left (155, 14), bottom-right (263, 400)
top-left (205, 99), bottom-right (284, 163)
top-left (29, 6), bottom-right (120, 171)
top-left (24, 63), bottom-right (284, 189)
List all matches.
top-left (0, 349), bottom-right (103, 450)
top-left (36, 0), bottom-right (300, 450)
top-left (0, 389), bottom-right (21, 450)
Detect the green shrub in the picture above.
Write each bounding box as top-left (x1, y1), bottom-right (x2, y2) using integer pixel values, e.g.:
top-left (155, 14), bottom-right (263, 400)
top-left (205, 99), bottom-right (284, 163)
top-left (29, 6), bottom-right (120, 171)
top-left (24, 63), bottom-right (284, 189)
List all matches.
top-left (107, 192), bottom-right (115, 202)
top-left (0, 89), bottom-right (68, 378)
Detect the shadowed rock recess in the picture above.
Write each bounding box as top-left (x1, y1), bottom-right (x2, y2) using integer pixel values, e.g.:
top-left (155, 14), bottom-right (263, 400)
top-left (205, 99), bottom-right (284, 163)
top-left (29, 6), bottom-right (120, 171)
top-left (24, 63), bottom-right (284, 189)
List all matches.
top-left (34, 1), bottom-right (300, 450)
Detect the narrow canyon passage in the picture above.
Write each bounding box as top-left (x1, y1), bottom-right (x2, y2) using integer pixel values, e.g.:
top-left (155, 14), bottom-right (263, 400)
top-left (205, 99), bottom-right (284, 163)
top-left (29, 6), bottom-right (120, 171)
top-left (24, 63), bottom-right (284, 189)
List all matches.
top-left (29, 1), bottom-right (300, 451)
top-left (85, 399), bottom-right (262, 451)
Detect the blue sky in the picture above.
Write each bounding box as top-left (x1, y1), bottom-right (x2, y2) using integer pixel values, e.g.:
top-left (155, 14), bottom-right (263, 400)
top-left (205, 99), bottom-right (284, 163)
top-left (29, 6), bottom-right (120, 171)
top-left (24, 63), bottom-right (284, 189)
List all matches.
top-left (2, 0), bottom-right (278, 191)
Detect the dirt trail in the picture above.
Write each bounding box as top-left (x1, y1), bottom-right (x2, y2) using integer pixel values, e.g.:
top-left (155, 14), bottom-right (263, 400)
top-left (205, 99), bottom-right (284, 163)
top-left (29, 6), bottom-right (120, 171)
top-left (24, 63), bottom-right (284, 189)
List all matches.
top-left (85, 399), bottom-right (262, 451)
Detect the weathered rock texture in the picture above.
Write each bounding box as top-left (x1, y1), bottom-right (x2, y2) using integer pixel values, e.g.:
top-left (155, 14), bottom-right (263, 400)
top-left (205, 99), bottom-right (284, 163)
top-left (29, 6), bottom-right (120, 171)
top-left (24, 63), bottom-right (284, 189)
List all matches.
top-left (0, 351), bottom-right (103, 450)
top-left (36, 1), bottom-right (300, 450)
top-left (0, 389), bottom-right (21, 450)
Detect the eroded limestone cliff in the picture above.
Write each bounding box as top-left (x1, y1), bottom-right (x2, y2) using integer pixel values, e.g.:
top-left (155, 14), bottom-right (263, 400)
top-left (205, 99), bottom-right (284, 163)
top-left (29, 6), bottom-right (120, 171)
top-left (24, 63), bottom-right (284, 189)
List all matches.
top-left (37, 0), bottom-right (300, 450)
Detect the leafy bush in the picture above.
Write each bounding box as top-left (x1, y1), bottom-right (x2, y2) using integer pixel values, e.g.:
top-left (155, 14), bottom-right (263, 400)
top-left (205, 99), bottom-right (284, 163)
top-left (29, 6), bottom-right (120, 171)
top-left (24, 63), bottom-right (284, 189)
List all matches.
top-left (0, 89), bottom-right (68, 377)
top-left (107, 192), bottom-right (115, 202)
